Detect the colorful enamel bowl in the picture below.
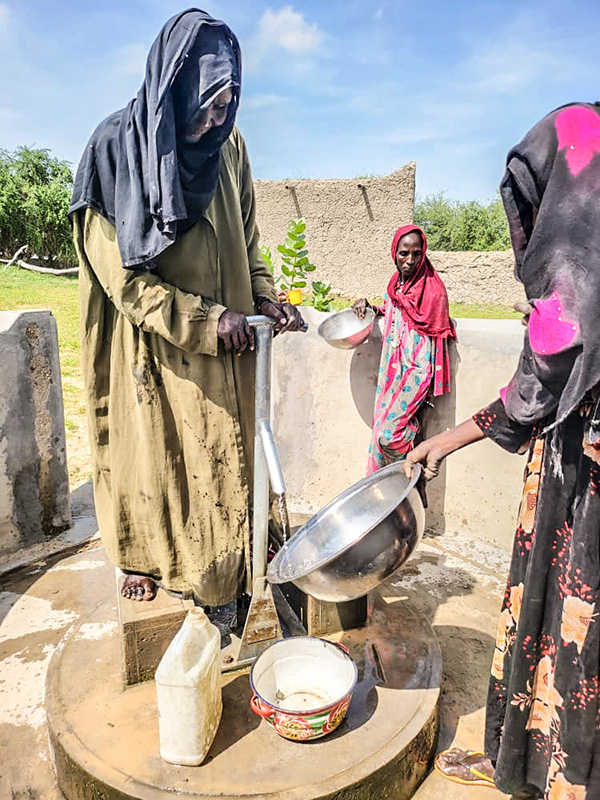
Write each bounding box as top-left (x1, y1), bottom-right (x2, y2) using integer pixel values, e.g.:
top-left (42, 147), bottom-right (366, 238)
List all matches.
top-left (249, 637), bottom-right (357, 741)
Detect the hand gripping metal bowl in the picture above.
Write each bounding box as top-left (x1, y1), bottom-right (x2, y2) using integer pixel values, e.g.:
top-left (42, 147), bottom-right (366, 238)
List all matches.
top-left (317, 307), bottom-right (375, 350)
top-left (267, 463), bottom-right (425, 602)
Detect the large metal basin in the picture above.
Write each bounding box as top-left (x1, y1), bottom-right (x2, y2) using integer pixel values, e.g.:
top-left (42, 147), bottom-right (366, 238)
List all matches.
top-left (317, 307), bottom-right (375, 350)
top-left (267, 463), bottom-right (425, 602)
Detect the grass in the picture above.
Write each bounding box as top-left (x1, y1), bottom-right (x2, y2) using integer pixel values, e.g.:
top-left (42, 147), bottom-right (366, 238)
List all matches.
top-left (0, 267), bottom-right (522, 487)
top-left (312, 295), bottom-right (521, 319)
top-left (0, 266), bottom-right (90, 487)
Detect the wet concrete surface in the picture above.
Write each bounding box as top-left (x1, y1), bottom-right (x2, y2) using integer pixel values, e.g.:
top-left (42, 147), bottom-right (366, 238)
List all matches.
top-left (47, 580), bottom-right (440, 799)
top-left (1, 522), bottom-right (511, 798)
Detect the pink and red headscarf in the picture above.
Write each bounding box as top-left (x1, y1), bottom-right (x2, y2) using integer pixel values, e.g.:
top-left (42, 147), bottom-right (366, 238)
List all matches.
top-left (388, 225), bottom-right (456, 340)
top-left (387, 225), bottom-right (456, 396)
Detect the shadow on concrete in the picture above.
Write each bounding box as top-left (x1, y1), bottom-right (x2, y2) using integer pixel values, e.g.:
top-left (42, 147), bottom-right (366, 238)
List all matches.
top-left (207, 673), bottom-right (261, 759)
top-left (349, 324), bottom-right (382, 427)
top-left (387, 545), bottom-right (497, 749)
top-left (420, 340), bottom-right (460, 537)
top-left (69, 479), bottom-right (95, 518)
top-left (0, 478), bottom-right (99, 626)
top-left (433, 624), bottom-right (496, 749)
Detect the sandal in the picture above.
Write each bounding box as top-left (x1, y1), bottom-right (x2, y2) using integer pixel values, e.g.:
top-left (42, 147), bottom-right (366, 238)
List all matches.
top-left (434, 748), bottom-right (496, 787)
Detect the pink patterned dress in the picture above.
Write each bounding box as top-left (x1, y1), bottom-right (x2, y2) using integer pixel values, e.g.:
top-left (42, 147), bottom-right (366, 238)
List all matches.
top-left (366, 295), bottom-right (450, 474)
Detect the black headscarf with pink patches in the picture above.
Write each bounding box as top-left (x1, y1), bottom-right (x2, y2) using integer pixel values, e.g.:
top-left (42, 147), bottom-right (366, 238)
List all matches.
top-left (500, 102), bottom-right (600, 431)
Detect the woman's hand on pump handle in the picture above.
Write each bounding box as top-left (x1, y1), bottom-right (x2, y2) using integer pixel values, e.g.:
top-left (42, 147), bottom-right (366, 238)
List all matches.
top-left (217, 298), bottom-right (306, 355)
top-left (352, 298), bottom-right (372, 320)
top-left (217, 310), bottom-right (254, 353)
top-left (257, 296), bottom-right (305, 334)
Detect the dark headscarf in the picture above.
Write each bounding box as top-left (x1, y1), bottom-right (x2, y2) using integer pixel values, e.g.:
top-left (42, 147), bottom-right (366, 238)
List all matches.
top-left (500, 102), bottom-right (600, 430)
top-left (69, 8), bottom-right (241, 269)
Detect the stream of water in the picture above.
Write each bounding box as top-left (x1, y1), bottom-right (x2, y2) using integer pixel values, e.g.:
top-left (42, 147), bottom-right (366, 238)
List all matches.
top-left (277, 492), bottom-right (291, 544)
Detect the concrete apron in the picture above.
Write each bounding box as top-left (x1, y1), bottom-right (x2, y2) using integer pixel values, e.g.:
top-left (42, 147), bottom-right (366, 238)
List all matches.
top-left (46, 573), bottom-right (441, 799)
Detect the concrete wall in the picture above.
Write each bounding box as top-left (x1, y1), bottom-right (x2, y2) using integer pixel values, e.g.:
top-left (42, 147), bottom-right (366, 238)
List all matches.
top-left (254, 164), bottom-right (416, 299)
top-left (0, 310), bottom-right (71, 561)
top-left (271, 309), bottom-right (527, 552)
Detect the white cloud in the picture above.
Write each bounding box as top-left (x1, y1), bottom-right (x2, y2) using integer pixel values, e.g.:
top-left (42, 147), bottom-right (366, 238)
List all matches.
top-left (373, 8), bottom-right (384, 20)
top-left (258, 6), bottom-right (323, 54)
top-left (246, 6), bottom-right (324, 70)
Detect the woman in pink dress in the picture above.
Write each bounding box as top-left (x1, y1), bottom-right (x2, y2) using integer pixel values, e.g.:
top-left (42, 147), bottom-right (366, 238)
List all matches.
top-left (353, 224), bottom-right (456, 474)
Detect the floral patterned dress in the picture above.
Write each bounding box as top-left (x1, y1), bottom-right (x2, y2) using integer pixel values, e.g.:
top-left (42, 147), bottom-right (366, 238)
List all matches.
top-left (474, 396), bottom-right (600, 799)
top-left (366, 298), bottom-right (436, 474)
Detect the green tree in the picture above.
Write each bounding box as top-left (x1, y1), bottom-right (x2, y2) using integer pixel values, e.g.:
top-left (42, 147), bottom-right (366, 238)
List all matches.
top-left (0, 146), bottom-right (77, 266)
top-left (414, 192), bottom-right (511, 251)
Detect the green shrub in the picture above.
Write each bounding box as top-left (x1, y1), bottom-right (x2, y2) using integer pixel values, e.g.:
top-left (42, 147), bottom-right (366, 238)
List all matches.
top-left (414, 192), bottom-right (511, 251)
top-left (311, 280), bottom-right (333, 312)
top-left (277, 218), bottom-right (317, 293)
top-left (0, 146), bottom-right (77, 266)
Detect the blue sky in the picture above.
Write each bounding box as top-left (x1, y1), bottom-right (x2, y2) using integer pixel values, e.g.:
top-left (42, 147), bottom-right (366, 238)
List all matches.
top-left (1, 0), bottom-right (599, 201)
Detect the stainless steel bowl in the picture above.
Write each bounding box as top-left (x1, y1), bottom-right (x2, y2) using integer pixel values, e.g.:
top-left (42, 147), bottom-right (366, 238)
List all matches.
top-left (267, 463), bottom-right (425, 602)
top-left (317, 308), bottom-right (375, 350)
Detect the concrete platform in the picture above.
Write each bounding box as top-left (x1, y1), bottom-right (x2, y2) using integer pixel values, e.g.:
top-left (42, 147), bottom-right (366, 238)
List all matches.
top-left (46, 587), bottom-right (441, 799)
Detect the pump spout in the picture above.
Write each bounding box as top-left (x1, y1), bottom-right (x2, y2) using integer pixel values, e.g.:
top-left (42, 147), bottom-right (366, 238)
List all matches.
top-left (256, 418), bottom-right (286, 497)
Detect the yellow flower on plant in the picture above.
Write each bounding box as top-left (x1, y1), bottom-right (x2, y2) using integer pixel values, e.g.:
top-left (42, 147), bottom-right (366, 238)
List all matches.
top-left (547, 772), bottom-right (587, 800)
top-left (561, 596), bottom-right (596, 654)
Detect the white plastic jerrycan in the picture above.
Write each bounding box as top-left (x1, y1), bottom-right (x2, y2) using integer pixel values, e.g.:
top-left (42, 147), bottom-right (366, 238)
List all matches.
top-left (155, 606), bottom-right (222, 765)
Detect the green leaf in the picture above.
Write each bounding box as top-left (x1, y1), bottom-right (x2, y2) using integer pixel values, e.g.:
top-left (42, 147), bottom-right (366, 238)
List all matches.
top-left (293, 239), bottom-right (305, 250)
top-left (277, 244), bottom-right (287, 256)
top-left (281, 265), bottom-right (292, 276)
top-left (304, 264), bottom-right (317, 272)
top-left (294, 221), bottom-right (306, 234)
top-left (292, 280), bottom-right (307, 288)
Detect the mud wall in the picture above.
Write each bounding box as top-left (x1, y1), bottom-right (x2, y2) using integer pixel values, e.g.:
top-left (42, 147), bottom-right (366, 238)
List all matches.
top-left (254, 167), bottom-right (523, 304)
top-left (254, 164), bottom-right (416, 300)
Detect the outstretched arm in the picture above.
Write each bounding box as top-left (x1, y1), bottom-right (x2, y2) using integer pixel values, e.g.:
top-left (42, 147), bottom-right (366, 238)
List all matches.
top-left (403, 418), bottom-right (485, 480)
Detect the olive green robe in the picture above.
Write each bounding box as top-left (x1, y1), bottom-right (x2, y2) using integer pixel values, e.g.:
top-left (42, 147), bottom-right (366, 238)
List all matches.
top-left (72, 129), bottom-right (278, 604)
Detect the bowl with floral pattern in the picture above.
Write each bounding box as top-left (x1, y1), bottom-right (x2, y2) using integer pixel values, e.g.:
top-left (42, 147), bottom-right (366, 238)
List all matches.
top-left (249, 636), bottom-right (357, 741)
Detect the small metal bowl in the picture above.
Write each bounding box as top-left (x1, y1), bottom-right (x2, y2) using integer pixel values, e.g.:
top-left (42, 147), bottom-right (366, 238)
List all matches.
top-left (267, 463), bottom-right (425, 602)
top-left (317, 307), bottom-right (375, 350)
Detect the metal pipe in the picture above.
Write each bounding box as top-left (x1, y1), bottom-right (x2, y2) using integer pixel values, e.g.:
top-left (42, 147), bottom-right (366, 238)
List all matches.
top-left (257, 419), bottom-right (286, 496)
top-left (247, 316), bottom-right (275, 581)
top-left (246, 314), bottom-right (308, 581)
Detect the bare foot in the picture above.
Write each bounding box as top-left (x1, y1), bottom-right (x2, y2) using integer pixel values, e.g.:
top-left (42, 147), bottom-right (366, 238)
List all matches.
top-left (121, 574), bottom-right (157, 601)
top-left (434, 748), bottom-right (495, 786)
